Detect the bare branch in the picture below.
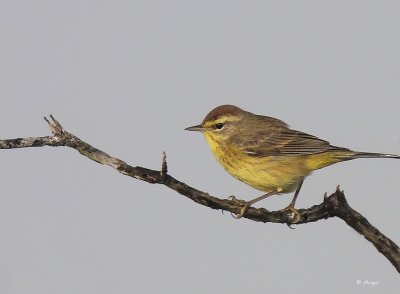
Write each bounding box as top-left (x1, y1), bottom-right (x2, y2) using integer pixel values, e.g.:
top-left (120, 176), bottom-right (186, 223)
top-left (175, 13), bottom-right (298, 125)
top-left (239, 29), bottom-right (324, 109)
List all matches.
top-left (1, 116), bottom-right (399, 273)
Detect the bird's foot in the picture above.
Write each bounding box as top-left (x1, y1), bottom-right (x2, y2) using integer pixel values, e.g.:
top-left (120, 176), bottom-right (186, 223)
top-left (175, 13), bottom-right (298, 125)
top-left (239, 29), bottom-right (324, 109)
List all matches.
top-left (280, 204), bottom-right (301, 226)
top-left (227, 196), bottom-right (249, 219)
top-left (232, 203), bottom-right (250, 219)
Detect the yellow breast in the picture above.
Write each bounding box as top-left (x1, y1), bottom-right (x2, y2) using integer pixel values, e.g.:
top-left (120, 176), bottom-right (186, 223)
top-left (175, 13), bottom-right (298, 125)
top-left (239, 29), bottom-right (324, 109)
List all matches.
top-left (204, 133), bottom-right (310, 194)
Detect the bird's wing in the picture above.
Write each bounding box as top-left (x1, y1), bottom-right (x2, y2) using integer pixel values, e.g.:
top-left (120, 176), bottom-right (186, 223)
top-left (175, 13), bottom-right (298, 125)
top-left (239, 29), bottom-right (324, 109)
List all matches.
top-left (231, 126), bottom-right (346, 157)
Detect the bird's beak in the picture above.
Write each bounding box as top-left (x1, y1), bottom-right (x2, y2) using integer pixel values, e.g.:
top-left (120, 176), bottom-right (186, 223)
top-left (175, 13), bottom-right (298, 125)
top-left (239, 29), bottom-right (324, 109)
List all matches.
top-left (185, 124), bottom-right (206, 132)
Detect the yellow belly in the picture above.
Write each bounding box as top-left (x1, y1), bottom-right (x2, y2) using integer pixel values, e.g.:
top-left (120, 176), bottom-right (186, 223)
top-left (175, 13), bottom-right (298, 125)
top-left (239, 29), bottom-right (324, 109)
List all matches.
top-left (206, 139), bottom-right (309, 193)
top-left (204, 134), bottom-right (352, 194)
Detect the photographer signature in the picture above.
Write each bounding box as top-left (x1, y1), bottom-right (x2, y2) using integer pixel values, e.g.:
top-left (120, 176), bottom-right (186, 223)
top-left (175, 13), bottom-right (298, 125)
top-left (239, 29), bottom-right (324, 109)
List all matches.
top-left (356, 279), bottom-right (379, 287)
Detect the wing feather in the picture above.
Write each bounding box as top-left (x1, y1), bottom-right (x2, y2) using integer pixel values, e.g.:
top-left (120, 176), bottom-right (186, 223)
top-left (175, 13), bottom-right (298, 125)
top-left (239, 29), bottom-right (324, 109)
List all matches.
top-left (230, 123), bottom-right (347, 157)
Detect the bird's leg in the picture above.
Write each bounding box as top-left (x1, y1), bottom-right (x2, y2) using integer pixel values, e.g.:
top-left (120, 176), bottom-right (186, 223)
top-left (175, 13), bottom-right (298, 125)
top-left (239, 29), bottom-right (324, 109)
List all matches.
top-left (231, 190), bottom-right (279, 219)
top-left (286, 180), bottom-right (303, 208)
top-left (280, 180), bottom-right (304, 224)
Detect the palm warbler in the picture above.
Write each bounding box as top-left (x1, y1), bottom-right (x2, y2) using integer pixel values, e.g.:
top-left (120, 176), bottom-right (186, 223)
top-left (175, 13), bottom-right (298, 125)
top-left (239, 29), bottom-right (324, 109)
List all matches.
top-left (185, 104), bottom-right (400, 219)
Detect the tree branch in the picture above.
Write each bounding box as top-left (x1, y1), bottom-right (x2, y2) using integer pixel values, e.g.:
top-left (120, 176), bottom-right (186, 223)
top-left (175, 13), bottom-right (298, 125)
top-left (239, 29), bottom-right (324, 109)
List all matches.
top-left (1, 115), bottom-right (399, 273)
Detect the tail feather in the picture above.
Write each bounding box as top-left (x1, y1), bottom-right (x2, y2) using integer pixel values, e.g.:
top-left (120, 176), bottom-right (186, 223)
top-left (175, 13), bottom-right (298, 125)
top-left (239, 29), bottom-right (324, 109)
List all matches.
top-left (306, 149), bottom-right (400, 171)
top-left (353, 152), bottom-right (400, 159)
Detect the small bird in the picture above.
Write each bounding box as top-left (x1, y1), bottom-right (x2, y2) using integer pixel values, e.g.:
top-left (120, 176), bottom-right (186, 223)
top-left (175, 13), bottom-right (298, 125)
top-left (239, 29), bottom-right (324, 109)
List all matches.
top-left (185, 104), bottom-right (400, 220)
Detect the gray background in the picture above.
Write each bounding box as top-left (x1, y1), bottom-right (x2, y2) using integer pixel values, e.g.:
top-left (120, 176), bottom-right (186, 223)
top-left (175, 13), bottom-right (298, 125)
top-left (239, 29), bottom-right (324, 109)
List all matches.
top-left (1, 1), bottom-right (399, 293)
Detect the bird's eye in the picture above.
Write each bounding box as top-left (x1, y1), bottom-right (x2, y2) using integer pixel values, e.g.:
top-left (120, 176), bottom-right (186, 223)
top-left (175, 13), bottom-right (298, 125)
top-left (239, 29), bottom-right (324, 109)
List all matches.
top-left (215, 123), bottom-right (224, 130)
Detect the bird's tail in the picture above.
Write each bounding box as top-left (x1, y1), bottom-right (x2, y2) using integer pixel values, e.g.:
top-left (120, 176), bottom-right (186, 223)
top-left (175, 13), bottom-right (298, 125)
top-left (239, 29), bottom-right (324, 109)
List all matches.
top-left (305, 149), bottom-right (399, 171)
top-left (351, 151), bottom-right (400, 159)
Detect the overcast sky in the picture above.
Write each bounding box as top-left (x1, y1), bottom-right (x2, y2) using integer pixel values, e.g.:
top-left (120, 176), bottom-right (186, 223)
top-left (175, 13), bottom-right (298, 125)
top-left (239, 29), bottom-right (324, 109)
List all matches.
top-left (1, 1), bottom-right (399, 293)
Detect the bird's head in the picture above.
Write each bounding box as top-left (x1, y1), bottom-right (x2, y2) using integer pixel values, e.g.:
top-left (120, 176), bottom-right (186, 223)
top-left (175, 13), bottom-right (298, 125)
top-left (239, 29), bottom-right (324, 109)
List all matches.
top-left (185, 105), bottom-right (247, 143)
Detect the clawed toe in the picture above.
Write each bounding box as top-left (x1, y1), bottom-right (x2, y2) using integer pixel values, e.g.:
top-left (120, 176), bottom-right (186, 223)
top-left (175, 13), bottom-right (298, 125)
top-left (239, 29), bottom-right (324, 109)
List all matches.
top-left (227, 195), bottom-right (246, 204)
top-left (231, 203), bottom-right (250, 219)
top-left (227, 196), bottom-right (249, 219)
top-left (280, 205), bottom-right (301, 224)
